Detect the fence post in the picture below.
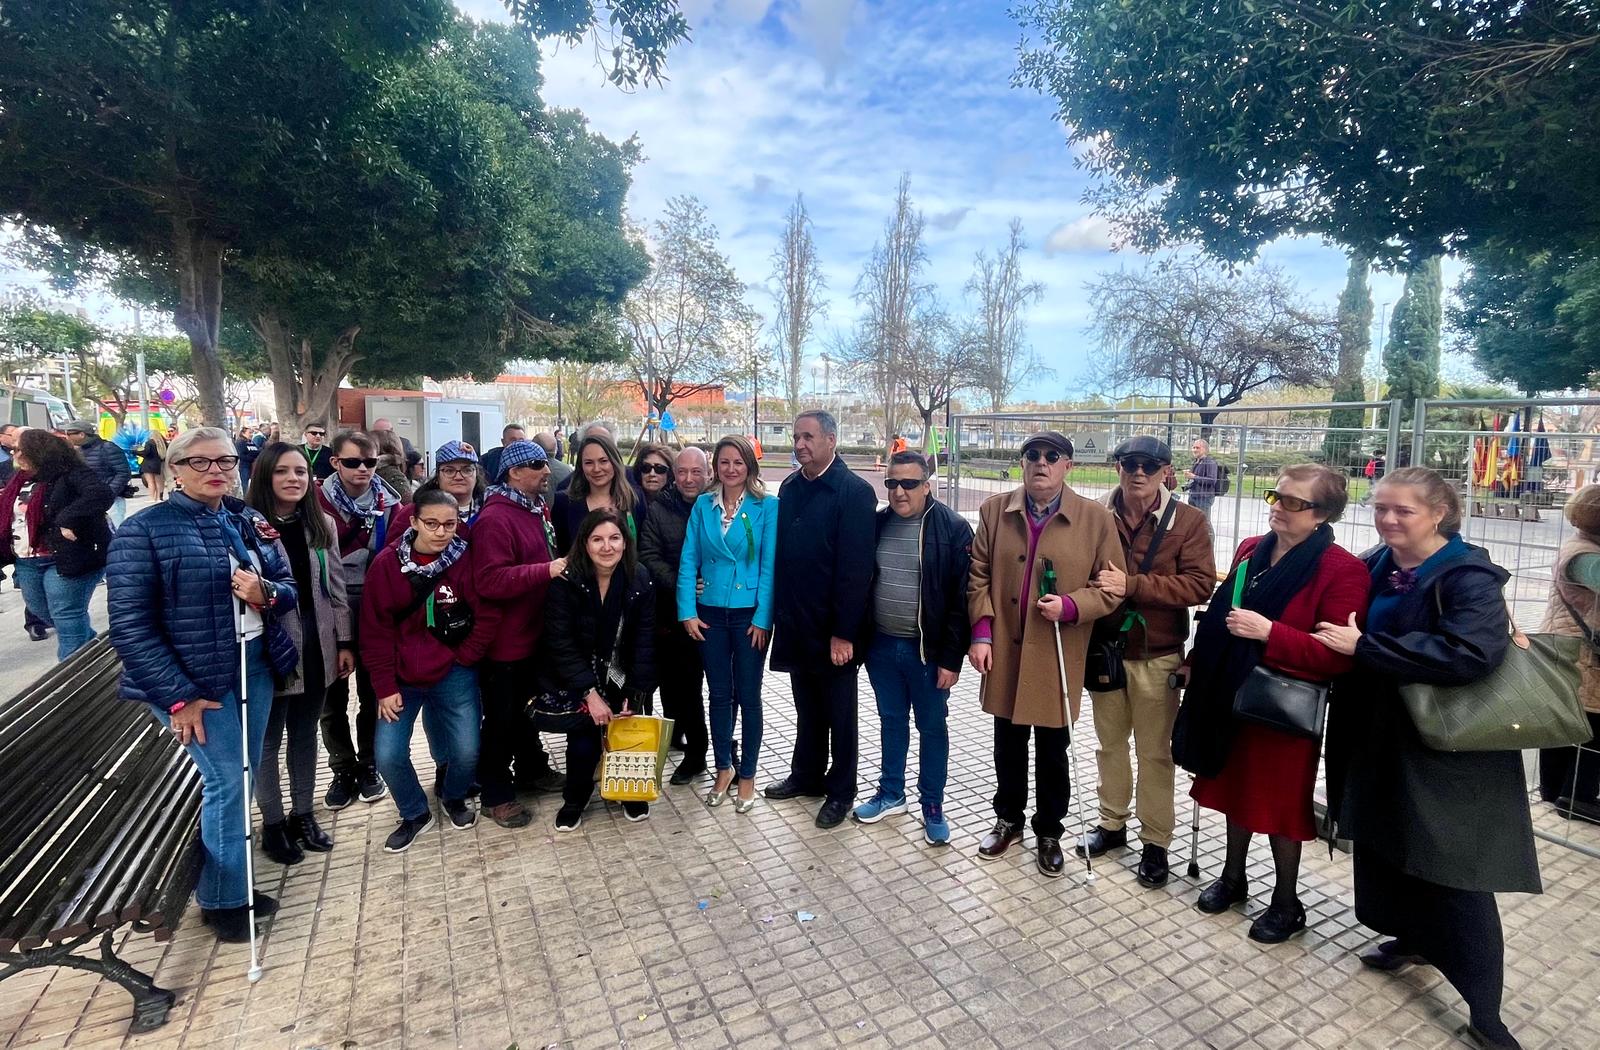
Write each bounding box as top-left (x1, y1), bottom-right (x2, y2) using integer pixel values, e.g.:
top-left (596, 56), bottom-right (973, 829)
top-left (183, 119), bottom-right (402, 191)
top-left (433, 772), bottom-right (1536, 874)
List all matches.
top-left (1232, 423), bottom-right (1247, 549)
top-left (1385, 400), bottom-right (1404, 468)
top-left (950, 415), bottom-right (963, 509)
top-left (1410, 398), bottom-right (1428, 467)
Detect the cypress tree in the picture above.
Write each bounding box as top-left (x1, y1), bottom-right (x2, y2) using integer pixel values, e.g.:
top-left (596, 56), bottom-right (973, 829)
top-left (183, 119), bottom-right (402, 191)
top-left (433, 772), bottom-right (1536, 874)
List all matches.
top-left (1383, 256), bottom-right (1444, 418)
top-left (1325, 253), bottom-right (1372, 465)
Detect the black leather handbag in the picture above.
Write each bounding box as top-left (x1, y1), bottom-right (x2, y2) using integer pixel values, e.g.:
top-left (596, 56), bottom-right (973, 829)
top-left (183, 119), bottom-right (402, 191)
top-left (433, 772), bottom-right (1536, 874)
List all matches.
top-left (1085, 498), bottom-right (1177, 693)
top-left (1232, 666), bottom-right (1329, 739)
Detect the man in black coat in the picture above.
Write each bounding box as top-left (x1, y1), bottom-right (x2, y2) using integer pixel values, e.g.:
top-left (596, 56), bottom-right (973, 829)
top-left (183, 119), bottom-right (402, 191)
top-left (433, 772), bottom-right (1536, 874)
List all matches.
top-left (766, 410), bottom-right (878, 828)
top-left (638, 445), bottom-right (710, 782)
top-left (62, 418), bottom-right (131, 527)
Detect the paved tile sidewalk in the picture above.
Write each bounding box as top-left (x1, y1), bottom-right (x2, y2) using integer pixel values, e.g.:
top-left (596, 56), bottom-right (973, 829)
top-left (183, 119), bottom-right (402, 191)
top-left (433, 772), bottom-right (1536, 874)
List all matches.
top-left (4, 668), bottom-right (1599, 1050)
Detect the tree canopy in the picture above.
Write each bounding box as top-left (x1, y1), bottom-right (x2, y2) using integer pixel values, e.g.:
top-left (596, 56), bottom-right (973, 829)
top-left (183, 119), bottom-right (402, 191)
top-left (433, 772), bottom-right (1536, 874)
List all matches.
top-left (1014, 0), bottom-right (1600, 265)
top-left (1452, 246), bottom-right (1600, 393)
top-left (0, 1), bottom-right (682, 427)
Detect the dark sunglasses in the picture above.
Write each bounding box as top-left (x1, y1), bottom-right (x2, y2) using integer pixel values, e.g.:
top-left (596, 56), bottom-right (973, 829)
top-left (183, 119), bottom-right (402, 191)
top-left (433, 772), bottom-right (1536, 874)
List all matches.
top-left (638, 462), bottom-right (671, 476)
top-left (337, 457), bottom-right (378, 469)
top-left (1023, 448), bottom-right (1063, 464)
top-left (1263, 489), bottom-right (1320, 513)
top-left (883, 478), bottom-right (925, 491)
top-left (1117, 457), bottom-right (1165, 475)
top-left (304, 430), bottom-right (326, 437)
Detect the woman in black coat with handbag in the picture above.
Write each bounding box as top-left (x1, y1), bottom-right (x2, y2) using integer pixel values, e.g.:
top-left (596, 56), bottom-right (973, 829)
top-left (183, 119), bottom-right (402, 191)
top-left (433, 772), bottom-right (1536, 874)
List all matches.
top-left (0, 429), bottom-right (114, 659)
top-left (529, 508), bottom-right (656, 832)
top-left (1315, 467), bottom-right (1538, 1050)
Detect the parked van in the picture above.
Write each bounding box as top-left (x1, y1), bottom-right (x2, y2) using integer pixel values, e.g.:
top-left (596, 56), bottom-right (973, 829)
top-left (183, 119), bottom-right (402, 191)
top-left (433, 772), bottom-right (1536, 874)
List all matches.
top-left (1, 384), bottom-right (72, 431)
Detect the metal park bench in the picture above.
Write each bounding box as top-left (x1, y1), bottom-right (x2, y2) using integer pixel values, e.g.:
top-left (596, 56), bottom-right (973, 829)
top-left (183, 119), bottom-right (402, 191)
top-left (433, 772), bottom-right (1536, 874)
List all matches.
top-left (0, 638), bottom-right (202, 1034)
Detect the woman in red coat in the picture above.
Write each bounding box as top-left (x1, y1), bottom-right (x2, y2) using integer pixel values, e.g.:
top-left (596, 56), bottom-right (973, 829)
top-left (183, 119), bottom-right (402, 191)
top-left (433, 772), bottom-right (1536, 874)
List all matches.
top-left (1172, 463), bottom-right (1369, 944)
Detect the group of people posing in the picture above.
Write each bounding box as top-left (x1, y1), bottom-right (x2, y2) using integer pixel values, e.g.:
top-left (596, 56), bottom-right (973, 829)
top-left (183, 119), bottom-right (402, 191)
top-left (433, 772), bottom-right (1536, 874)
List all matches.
top-left (85, 410), bottom-right (1593, 1050)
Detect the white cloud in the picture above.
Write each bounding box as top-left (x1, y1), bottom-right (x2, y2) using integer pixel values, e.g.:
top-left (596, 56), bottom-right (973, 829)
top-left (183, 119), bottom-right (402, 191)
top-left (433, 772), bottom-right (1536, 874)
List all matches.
top-left (1043, 215), bottom-right (1117, 256)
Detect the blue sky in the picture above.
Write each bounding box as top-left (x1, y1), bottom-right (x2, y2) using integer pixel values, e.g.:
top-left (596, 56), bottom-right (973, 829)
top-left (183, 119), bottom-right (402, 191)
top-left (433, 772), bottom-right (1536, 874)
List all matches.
top-left (457, 0), bottom-right (1438, 401)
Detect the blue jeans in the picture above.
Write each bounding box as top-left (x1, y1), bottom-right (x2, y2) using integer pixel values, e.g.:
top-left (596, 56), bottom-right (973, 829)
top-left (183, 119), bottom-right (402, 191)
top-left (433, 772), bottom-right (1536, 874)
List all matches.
top-left (375, 664), bottom-right (481, 821)
top-left (699, 604), bottom-right (765, 780)
top-left (13, 557), bottom-right (104, 660)
top-left (155, 638), bottom-right (273, 910)
top-left (865, 634), bottom-right (950, 809)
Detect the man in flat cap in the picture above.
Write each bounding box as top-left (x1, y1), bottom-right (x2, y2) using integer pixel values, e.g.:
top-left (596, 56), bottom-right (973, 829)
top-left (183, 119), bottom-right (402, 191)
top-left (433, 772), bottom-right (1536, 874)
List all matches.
top-left (1078, 436), bottom-right (1216, 887)
top-left (967, 431), bottom-right (1123, 877)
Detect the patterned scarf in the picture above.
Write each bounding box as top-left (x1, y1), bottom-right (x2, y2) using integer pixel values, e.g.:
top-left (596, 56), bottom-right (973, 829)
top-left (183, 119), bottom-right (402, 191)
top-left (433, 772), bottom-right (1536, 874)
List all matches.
top-left (320, 473), bottom-right (396, 527)
top-left (488, 483), bottom-right (558, 554)
top-left (396, 528), bottom-right (467, 580)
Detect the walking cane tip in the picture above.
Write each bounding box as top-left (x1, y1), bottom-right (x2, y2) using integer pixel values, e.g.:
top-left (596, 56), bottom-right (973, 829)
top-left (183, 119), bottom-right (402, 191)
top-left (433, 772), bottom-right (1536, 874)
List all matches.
top-left (248, 966), bottom-right (263, 983)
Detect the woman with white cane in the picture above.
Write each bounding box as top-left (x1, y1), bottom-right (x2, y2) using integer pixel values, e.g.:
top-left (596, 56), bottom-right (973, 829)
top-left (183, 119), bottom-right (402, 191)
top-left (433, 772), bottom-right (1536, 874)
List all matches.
top-left (107, 427), bottom-right (299, 946)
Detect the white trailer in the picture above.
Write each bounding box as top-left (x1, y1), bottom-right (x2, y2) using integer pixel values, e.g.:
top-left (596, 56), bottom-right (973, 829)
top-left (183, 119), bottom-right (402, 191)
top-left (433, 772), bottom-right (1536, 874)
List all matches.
top-left (362, 395), bottom-right (506, 467)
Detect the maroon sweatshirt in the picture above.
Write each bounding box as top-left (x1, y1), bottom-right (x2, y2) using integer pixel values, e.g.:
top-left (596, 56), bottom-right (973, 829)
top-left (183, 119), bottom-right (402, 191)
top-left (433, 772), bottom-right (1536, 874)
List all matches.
top-left (470, 491), bottom-right (558, 662)
top-left (359, 544), bottom-right (501, 695)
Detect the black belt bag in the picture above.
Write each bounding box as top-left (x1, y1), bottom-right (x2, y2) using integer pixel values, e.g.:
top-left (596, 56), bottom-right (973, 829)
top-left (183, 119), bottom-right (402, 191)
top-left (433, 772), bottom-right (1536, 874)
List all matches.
top-left (1232, 666), bottom-right (1329, 739)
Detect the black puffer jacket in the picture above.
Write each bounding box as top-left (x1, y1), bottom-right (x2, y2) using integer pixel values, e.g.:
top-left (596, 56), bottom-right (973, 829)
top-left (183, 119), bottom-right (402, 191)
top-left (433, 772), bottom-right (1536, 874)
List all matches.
top-left (35, 463), bottom-right (116, 577)
top-left (536, 565), bottom-right (657, 703)
top-left (638, 487), bottom-right (692, 624)
top-left (77, 433), bottom-right (132, 498)
top-left (867, 498), bottom-right (973, 673)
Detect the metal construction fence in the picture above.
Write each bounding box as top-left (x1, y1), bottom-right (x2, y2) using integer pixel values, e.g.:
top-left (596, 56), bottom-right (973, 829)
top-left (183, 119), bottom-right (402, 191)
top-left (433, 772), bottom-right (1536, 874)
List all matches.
top-left (947, 398), bottom-right (1600, 862)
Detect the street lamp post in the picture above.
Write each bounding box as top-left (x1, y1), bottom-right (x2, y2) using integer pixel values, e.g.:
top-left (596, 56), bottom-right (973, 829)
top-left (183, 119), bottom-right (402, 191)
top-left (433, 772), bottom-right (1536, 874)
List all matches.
top-left (135, 306), bottom-right (152, 434)
top-left (1369, 301), bottom-right (1391, 430)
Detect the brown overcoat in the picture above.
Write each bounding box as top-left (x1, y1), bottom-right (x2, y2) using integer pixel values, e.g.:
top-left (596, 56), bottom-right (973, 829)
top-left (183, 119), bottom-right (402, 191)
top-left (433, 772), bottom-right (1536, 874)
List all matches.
top-left (968, 485), bottom-right (1125, 728)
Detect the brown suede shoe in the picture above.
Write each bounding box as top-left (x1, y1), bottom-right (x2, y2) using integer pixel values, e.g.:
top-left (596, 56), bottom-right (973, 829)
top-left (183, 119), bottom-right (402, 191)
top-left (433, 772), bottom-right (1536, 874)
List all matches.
top-left (487, 801), bottom-right (532, 829)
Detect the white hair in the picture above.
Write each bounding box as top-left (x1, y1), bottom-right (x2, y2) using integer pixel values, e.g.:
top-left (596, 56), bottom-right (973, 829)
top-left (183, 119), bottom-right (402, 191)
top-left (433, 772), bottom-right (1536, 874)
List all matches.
top-left (164, 426), bottom-right (234, 481)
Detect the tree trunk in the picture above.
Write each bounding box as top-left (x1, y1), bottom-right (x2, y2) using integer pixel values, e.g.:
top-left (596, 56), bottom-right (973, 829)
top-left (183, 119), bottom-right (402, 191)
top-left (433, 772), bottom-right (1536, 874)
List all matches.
top-left (256, 310), bottom-right (360, 439)
top-left (170, 219), bottom-right (228, 427)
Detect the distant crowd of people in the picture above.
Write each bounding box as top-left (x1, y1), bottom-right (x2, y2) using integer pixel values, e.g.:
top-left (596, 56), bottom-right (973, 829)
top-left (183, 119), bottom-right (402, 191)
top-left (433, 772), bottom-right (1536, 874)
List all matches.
top-left (7, 406), bottom-right (1598, 1050)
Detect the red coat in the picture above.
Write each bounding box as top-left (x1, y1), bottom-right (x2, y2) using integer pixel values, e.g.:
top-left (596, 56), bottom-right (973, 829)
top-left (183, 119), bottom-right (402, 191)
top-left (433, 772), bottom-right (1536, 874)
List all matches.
top-left (470, 492), bottom-right (559, 663)
top-left (1191, 534), bottom-right (1370, 840)
top-left (359, 546), bottom-right (500, 695)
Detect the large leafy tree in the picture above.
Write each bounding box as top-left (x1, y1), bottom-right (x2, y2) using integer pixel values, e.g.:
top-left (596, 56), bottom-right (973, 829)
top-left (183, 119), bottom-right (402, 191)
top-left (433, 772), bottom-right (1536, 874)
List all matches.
top-left (0, 1), bottom-right (685, 427)
top-left (1383, 257), bottom-right (1445, 410)
top-left (1453, 246), bottom-right (1600, 393)
top-left (229, 19), bottom-right (648, 433)
top-left (1014, 1), bottom-right (1600, 264)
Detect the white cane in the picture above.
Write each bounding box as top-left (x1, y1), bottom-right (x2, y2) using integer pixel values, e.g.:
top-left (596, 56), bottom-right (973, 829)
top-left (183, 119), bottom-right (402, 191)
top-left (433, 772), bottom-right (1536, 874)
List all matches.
top-left (1050, 619), bottom-right (1095, 883)
top-left (237, 593), bottom-right (264, 983)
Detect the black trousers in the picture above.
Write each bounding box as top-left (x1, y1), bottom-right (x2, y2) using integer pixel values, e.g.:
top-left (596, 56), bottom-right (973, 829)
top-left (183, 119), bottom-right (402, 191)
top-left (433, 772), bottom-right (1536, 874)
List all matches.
top-left (1353, 845), bottom-right (1506, 1030)
top-left (993, 715), bottom-right (1070, 839)
top-left (529, 710), bottom-right (602, 810)
top-left (657, 625), bottom-right (707, 768)
top-left (477, 657), bottom-right (552, 808)
top-left (789, 667), bottom-right (859, 803)
top-left (1538, 712), bottom-right (1600, 803)
top-left (321, 664), bottom-right (377, 776)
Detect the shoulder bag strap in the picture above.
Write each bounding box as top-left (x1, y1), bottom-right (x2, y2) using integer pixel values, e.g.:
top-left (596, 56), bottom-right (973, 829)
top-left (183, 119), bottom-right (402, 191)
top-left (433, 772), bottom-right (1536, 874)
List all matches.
top-left (1558, 591), bottom-right (1600, 650)
top-left (1137, 496), bottom-right (1179, 576)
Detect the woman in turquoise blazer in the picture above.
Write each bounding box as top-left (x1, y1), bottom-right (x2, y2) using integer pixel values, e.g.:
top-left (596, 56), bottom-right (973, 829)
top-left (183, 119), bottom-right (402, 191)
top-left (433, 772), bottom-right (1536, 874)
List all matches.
top-left (679, 435), bottom-right (778, 812)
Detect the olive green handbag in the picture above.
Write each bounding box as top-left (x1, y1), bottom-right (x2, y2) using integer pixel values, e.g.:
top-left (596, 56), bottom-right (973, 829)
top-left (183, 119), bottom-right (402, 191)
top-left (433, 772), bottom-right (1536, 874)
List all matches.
top-left (1399, 591), bottom-right (1592, 752)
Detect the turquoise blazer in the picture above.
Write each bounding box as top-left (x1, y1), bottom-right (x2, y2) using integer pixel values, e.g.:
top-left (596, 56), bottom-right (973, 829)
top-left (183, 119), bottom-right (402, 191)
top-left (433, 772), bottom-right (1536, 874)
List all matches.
top-left (677, 488), bottom-right (779, 630)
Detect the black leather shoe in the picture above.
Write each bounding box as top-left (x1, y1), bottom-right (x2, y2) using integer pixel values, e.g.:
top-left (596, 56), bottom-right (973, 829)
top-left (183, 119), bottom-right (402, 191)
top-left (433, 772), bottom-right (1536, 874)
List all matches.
top-left (1247, 899), bottom-right (1307, 944)
top-left (1554, 796), bottom-right (1600, 827)
top-left (25, 623), bottom-right (48, 642)
top-left (815, 798), bottom-right (849, 829)
top-left (1196, 875), bottom-right (1248, 914)
top-left (764, 776), bottom-right (825, 800)
top-left (977, 819), bottom-right (1024, 860)
top-left (260, 821), bottom-right (303, 866)
top-left (1037, 836), bottom-right (1065, 877)
top-left (1074, 824), bottom-right (1127, 858)
top-left (1358, 940), bottom-right (1428, 972)
top-left (289, 813), bottom-right (333, 853)
top-left (202, 906), bottom-right (254, 943)
top-left (1136, 844), bottom-right (1170, 888)
top-left (670, 761), bottom-right (706, 786)
top-left (1465, 1022), bottom-right (1523, 1049)
top-left (253, 892), bottom-right (279, 918)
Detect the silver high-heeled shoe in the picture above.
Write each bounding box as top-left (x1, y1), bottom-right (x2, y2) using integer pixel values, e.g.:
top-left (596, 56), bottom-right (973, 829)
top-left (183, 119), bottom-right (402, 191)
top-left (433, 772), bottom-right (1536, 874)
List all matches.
top-left (705, 774), bottom-right (735, 808)
top-left (733, 791), bottom-right (757, 814)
